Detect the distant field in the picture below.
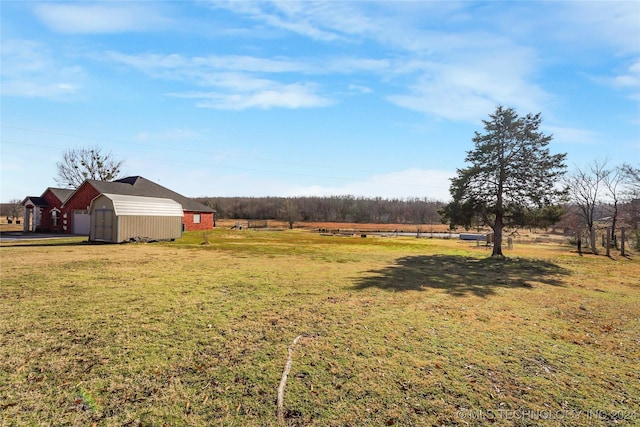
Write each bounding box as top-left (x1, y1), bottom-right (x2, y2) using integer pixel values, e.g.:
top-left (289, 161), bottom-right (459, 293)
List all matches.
top-left (0, 221), bottom-right (22, 232)
top-left (219, 218), bottom-right (477, 234)
top-left (217, 218), bottom-right (454, 232)
top-left (1, 228), bottom-right (638, 426)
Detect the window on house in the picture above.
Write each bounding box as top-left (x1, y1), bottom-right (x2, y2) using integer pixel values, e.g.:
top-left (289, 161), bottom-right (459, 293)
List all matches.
top-left (193, 214), bottom-right (201, 224)
top-left (51, 210), bottom-right (59, 227)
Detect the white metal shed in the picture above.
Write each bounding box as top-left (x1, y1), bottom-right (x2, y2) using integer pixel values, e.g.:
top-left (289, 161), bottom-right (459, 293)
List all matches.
top-left (89, 193), bottom-right (183, 243)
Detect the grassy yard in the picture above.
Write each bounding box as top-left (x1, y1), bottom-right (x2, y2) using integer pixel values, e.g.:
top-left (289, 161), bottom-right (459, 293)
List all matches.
top-left (1, 229), bottom-right (639, 426)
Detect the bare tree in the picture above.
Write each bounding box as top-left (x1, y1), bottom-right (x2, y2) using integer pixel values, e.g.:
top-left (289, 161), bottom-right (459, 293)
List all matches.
top-left (282, 198), bottom-right (302, 229)
top-left (621, 163), bottom-right (640, 233)
top-left (7, 199), bottom-right (23, 221)
top-left (55, 146), bottom-right (124, 188)
top-left (622, 163), bottom-right (640, 187)
top-left (566, 159), bottom-right (609, 254)
top-left (603, 165), bottom-right (628, 247)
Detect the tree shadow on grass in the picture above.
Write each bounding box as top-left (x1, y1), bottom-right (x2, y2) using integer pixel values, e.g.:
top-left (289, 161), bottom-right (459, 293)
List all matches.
top-left (352, 255), bottom-right (570, 297)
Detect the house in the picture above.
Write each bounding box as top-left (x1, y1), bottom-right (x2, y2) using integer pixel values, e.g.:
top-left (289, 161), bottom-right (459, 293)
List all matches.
top-left (23, 176), bottom-right (215, 234)
top-left (22, 187), bottom-right (74, 232)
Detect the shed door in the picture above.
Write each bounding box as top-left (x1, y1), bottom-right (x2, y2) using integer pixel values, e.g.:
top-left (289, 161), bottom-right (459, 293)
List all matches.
top-left (73, 210), bottom-right (91, 235)
top-left (94, 209), bottom-right (114, 241)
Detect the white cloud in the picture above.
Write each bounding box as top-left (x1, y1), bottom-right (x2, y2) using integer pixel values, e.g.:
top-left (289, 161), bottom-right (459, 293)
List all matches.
top-left (168, 83), bottom-right (331, 110)
top-left (612, 59), bottom-right (640, 101)
top-left (544, 126), bottom-right (600, 146)
top-left (210, 1), bottom-right (371, 42)
top-left (0, 39), bottom-right (83, 98)
top-left (105, 51), bottom-right (307, 75)
top-left (32, 3), bottom-right (172, 34)
top-left (388, 52), bottom-right (548, 123)
top-left (210, 2), bottom-right (550, 123)
top-left (554, 2), bottom-right (640, 55)
top-left (287, 168), bottom-right (453, 201)
top-left (348, 84), bottom-right (373, 94)
top-left (104, 51), bottom-right (331, 110)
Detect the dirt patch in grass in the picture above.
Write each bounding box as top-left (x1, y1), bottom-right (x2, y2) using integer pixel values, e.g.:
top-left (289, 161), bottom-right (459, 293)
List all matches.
top-left (1, 230), bottom-right (638, 426)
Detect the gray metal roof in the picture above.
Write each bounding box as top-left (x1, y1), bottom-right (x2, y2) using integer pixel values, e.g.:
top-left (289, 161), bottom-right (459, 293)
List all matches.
top-left (96, 194), bottom-right (184, 217)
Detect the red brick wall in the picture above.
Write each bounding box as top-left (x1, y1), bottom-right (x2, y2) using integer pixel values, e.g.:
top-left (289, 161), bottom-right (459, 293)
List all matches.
top-left (61, 182), bottom-right (99, 234)
top-left (183, 211), bottom-right (214, 231)
top-left (40, 190), bottom-right (65, 232)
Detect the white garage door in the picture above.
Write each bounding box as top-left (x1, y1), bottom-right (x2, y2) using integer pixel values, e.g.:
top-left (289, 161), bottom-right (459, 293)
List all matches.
top-left (73, 210), bottom-right (91, 235)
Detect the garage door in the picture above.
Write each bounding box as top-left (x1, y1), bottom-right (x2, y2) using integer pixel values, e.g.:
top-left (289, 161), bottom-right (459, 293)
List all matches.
top-left (73, 210), bottom-right (90, 235)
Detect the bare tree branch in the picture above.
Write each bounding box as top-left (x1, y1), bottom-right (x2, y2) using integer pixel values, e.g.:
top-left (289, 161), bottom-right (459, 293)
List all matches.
top-left (55, 146), bottom-right (124, 188)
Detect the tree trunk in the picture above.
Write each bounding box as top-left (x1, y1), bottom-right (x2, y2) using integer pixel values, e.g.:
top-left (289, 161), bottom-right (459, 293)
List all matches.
top-left (577, 231), bottom-right (582, 254)
top-left (492, 215), bottom-right (504, 257)
top-left (590, 227), bottom-right (598, 255)
top-left (611, 207), bottom-right (618, 248)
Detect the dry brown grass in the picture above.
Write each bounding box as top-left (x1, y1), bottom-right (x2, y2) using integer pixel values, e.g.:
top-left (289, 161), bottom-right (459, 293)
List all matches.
top-left (0, 223), bottom-right (23, 232)
top-left (1, 230), bottom-right (638, 426)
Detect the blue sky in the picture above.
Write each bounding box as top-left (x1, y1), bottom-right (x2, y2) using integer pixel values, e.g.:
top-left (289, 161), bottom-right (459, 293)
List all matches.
top-left (1, 1), bottom-right (639, 202)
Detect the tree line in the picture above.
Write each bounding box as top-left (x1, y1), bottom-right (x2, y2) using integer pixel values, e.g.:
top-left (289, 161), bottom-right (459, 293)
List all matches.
top-left (195, 195), bottom-right (446, 225)
top-left (39, 107), bottom-right (639, 257)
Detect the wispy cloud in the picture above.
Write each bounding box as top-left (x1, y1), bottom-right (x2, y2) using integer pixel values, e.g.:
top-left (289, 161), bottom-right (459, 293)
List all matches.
top-left (348, 84), bottom-right (373, 95)
top-left (32, 3), bottom-right (172, 34)
top-left (288, 168), bottom-right (454, 201)
top-left (104, 51), bottom-right (307, 78)
top-left (168, 83), bottom-right (331, 110)
top-left (544, 126), bottom-right (600, 146)
top-left (550, 2), bottom-right (640, 55)
top-left (23, 0), bottom-right (637, 121)
top-left (209, 1), bottom-right (551, 123)
top-left (0, 39), bottom-right (83, 98)
top-left (388, 50), bottom-right (548, 122)
top-left (210, 1), bottom-right (374, 42)
top-left (105, 51), bottom-right (331, 110)
top-left (612, 59), bottom-right (640, 101)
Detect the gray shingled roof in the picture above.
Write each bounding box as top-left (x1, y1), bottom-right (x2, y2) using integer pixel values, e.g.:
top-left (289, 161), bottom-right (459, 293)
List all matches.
top-left (23, 196), bottom-right (49, 207)
top-left (86, 176), bottom-right (214, 213)
top-left (45, 188), bottom-right (74, 204)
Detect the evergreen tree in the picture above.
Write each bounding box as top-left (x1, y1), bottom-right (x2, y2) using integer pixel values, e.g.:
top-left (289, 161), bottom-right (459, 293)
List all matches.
top-left (441, 106), bottom-right (567, 256)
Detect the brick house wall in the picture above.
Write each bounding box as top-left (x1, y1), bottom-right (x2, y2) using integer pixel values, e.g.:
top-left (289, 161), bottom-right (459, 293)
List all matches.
top-left (183, 211), bottom-right (214, 231)
top-left (62, 181), bottom-right (214, 233)
top-left (61, 182), bottom-right (100, 234)
top-left (40, 190), bottom-right (65, 232)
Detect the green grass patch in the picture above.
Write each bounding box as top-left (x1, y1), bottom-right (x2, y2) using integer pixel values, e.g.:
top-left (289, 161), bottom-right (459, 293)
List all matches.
top-left (1, 229), bottom-right (639, 426)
